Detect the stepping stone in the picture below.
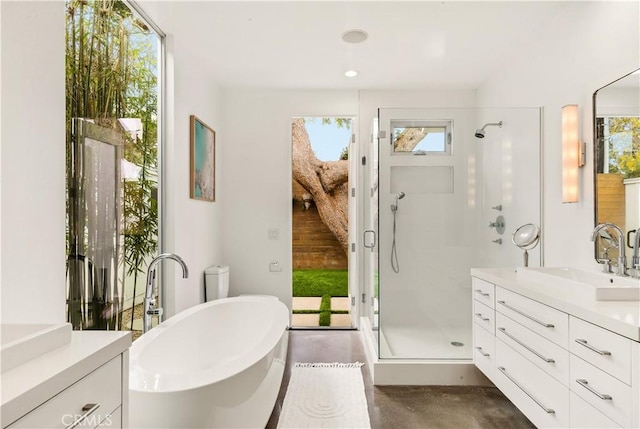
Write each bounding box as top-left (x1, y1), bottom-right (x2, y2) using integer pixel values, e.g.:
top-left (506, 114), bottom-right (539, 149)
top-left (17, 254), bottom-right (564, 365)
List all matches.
top-left (331, 297), bottom-right (351, 312)
top-left (330, 314), bottom-right (351, 327)
top-left (292, 297), bottom-right (322, 311)
top-left (292, 313), bottom-right (320, 327)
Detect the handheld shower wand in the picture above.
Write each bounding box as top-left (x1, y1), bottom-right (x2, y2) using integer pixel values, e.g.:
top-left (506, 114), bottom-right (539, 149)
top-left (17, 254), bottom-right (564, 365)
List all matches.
top-left (391, 192), bottom-right (405, 273)
top-left (391, 192), bottom-right (405, 212)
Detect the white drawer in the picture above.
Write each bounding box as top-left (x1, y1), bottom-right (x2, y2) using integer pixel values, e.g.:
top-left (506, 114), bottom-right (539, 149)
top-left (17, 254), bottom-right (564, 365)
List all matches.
top-left (96, 406), bottom-right (121, 429)
top-left (570, 354), bottom-right (633, 428)
top-left (9, 356), bottom-right (122, 429)
top-left (473, 300), bottom-right (495, 334)
top-left (472, 277), bottom-right (495, 309)
top-left (570, 391), bottom-right (622, 428)
top-left (496, 287), bottom-right (568, 348)
top-left (570, 316), bottom-right (632, 385)
top-left (495, 338), bottom-right (570, 428)
top-left (473, 322), bottom-right (495, 379)
top-left (496, 312), bottom-right (570, 385)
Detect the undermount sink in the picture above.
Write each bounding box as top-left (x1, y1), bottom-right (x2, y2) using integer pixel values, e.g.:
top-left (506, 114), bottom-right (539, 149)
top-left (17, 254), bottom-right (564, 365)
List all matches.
top-left (516, 267), bottom-right (640, 301)
top-left (1, 323), bottom-right (72, 372)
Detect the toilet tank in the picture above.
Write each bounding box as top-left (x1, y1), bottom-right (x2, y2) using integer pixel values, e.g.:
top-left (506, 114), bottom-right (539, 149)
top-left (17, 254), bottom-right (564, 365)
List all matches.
top-left (204, 265), bottom-right (229, 302)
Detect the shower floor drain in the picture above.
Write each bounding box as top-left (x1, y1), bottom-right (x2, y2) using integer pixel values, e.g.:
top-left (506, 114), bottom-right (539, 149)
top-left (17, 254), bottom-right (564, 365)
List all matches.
top-left (450, 341), bottom-right (464, 347)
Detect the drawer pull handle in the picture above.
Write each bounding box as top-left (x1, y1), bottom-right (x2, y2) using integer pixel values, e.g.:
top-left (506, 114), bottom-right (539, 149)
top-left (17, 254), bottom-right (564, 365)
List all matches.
top-left (575, 339), bottom-right (611, 356)
top-left (497, 300), bottom-right (555, 328)
top-left (474, 313), bottom-right (490, 322)
top-left (498, 366), bottom-right (555, 414)
top-left (474, 289), bottom-right (490, 297)
top-left (66, 403), bottom-right (100, 429)
top-left (475, 346), bottom-right (490, 357)
top-left (498, 327), bottom-right (555, 363)
top-left (576, 379), bottom-right (612, 400)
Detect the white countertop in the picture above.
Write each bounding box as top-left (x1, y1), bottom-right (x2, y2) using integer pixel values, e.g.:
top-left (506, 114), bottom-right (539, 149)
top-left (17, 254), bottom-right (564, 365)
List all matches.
top-left (471, 268), bottom-right (640, 342)
top-left (1, 330), bottom-right (131, 427)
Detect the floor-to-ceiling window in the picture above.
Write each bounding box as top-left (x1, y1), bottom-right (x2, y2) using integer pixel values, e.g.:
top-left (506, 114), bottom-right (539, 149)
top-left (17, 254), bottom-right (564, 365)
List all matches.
top-left (65, 0), bottom-right (163, 338)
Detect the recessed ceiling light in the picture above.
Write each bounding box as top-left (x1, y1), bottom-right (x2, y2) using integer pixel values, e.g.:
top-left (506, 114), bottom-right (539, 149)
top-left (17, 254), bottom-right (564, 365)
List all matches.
top-left (345, 70), bottom-right (358, 78)
top-left (342, 29), bottom-right (368, 44)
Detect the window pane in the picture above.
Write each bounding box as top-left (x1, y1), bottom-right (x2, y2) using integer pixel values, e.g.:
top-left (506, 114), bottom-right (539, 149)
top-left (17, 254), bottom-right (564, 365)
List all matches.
top-left (391, 121), bottom-right (451, 154)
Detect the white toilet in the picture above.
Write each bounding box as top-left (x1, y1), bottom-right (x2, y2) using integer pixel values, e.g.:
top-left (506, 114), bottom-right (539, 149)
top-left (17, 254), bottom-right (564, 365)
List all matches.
top-left (204, 265), bottom-right (229, 302)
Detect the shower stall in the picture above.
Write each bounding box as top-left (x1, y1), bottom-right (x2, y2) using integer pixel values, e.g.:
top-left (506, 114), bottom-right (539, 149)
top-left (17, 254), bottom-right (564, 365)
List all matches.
top-left (363, 107), bottom-right (542, 382)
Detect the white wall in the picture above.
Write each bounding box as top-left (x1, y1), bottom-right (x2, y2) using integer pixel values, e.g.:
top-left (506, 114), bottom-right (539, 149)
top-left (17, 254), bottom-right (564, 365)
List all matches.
top-left (1, 1), bottom-right (66, 324)
top-left (220, 89), bottom-right (358, 310)
top-left (476, 108), bottom-right (542, 268)
top-left (477, 1), bottom-right (639, 269)
top-left (161, 36), bottom-right (224, 318)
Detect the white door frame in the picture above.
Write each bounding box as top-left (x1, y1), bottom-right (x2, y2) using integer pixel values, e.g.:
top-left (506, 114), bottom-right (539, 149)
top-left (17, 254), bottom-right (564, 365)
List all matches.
top-left (290, 116), bottom-right (359, 328)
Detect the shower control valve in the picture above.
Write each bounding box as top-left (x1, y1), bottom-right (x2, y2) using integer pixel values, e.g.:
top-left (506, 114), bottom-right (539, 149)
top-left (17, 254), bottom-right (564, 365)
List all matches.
top-left (489, 215), bottom-right (506, 235)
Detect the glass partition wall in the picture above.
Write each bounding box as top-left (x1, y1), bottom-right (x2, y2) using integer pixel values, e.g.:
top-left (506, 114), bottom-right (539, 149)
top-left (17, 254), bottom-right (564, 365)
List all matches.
top-left (367, 107), bottom-right (542, 360)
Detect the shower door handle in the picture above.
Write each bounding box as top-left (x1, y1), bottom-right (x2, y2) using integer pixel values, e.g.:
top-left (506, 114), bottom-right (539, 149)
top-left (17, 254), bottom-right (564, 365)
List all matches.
top-left (363, 230), bottom-right (376, 248)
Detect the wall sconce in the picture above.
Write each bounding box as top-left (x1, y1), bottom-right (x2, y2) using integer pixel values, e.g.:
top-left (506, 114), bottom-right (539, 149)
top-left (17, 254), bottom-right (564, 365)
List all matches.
top-left (562, 104), bottom-right (586, 203)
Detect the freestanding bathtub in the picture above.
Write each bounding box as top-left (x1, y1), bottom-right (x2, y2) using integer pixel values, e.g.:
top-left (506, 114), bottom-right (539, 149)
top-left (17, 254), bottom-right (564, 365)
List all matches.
top-left (129, 295), bottom-right (289, 428)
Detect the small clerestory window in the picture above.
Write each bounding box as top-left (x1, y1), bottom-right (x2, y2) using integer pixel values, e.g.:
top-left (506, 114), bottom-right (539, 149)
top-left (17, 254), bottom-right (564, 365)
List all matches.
top-left (390, 120), bottom-right (452, 156)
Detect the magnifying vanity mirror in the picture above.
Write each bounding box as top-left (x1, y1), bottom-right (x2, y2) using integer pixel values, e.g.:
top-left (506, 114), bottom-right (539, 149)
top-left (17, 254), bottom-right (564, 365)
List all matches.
top-left (593, 68), bottom-right (640, 259)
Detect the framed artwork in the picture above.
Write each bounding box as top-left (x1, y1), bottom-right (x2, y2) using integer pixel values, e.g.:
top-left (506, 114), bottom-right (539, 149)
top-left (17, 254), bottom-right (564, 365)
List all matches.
top-left (190, 115), bottom-right (215, 201)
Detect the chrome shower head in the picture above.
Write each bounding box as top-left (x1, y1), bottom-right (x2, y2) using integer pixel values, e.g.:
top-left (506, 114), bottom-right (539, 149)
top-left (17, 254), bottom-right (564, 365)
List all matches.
top-left (397, 192), bottom-right (406, 200)
top-left (475, 121), bottom-right (503, 139)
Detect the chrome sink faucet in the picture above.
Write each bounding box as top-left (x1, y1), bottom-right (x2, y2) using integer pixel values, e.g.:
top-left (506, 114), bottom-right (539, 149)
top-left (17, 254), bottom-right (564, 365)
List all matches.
top-left (143, 253), bottom-right (189, 333)
top-left (591, 223), bottom-right (627, 277)
top-left (632, 228), bottom-right (640, 278)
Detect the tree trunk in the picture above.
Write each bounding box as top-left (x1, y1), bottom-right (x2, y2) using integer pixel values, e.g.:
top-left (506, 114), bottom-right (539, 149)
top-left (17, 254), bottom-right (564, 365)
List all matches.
top-left (394, 127), bottom-right (430, 152)
top-left (292, 118), bottom-right (349, 254)
top-left (291, 119), bottom-right (428, 254)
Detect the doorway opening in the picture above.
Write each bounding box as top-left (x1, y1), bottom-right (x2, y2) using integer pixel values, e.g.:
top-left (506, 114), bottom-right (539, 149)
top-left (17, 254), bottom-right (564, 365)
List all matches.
top-left (291, 117), bottom-right (356, 328)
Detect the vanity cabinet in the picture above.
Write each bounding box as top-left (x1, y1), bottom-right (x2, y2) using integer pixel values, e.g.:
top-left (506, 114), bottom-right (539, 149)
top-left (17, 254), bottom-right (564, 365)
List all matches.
top-left (471, 274), bottom-right (640, 429)
top-left (8, 355), bottom-right (123, 428)
top-left (1, 332), bottom-right (131, 429)
top-left (472, 278), bottom-right (496, 379)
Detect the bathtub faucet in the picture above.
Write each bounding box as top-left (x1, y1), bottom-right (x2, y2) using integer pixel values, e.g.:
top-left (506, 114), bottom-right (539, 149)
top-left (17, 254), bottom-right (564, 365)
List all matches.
top-left (143, 253), bottom-right (189, 333)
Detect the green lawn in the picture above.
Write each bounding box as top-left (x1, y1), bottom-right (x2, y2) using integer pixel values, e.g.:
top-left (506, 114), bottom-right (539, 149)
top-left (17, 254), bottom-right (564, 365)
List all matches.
top-left (292, 269), bottom-right (348, 297)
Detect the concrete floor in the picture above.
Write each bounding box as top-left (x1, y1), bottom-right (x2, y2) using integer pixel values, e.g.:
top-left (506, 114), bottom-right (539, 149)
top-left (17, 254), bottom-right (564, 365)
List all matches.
top-left (267, 330), bottom-right (536, 429)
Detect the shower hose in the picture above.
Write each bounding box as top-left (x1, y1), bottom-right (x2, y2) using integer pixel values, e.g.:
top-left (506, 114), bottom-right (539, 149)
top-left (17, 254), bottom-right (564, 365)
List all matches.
top-left (391, 205), bottom-right (400, 273)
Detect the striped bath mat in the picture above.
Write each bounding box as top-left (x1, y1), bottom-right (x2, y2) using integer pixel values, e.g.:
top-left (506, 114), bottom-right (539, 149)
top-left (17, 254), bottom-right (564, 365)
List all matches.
top-left (277, 362), bottom-right (371, 429)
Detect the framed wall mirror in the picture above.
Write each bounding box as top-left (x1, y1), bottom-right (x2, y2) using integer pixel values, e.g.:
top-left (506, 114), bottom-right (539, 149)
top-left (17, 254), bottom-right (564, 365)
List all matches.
top-left (593, 68), bottom-right (640, 260)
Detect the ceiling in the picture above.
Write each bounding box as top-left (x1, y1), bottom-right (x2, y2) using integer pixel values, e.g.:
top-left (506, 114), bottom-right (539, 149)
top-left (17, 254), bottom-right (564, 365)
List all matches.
top-left (143, 1), bottom-right (566, 90)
